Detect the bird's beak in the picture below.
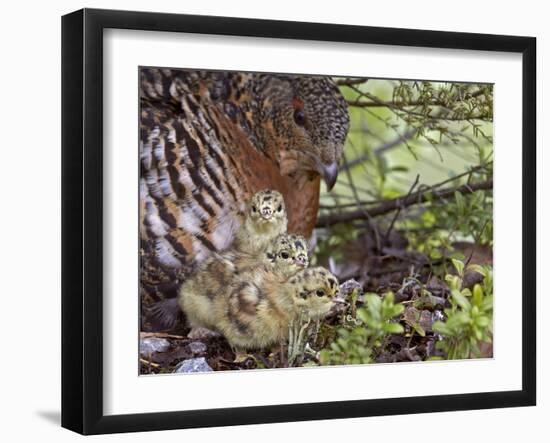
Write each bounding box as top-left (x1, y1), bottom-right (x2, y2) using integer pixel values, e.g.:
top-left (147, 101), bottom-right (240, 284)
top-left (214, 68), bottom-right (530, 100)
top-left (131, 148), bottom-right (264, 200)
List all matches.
top-left (260, 207), bottom-right (273, 220)
top-left (322, 162), bottom-right (339, 191)
top-left (294, 255), bottom-right (308, 267)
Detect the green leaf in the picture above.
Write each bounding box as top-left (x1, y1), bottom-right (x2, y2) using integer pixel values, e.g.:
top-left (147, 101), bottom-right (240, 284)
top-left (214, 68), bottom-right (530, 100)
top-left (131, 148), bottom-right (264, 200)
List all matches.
top-left (474, 329), bottom-right (483, 341)
top-left (481, 295), bottom-right (494, 312)
top-left (410, 322), bottom-right (426, 337)
top-left (451, 289), bottom-right (471, 310)
top-left (341, 328), bottom-right (352, 338)
top-left (455, 191), bottom-right (466, 213)
top-left (446, 311), bottom-right (470, 328)
top-left (476, 316), bottom-right (490, 328)
top-left (383, 291), bottom-right (395, 304)
top-left (445, 274), bottom-right (461, 291)
top-left (467, 264), bottom-right (487, 277)
top-left (432, 321), bottom-right (451, 336)
top-left (365, 294), bottom-right (382, 310)
top-left (389, 165), bottom-right (410, 173)
top-left (356, 308), bottom-right (370, 325)
top-left (391, 304), bottom-right (405, 317)
top-left (452, 258), bottom-right (465, 276)
top-left (384, 322), bottom-right (405, 334)
top-left (472, 284), bottom-right (483, 307)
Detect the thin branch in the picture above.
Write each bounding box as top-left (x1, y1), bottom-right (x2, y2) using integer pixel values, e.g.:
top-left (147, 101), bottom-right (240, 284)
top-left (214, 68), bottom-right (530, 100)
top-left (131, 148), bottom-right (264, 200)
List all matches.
top-left (346, 85), bottom-right (492, 122)
top-left (376, 127), bottom-right (419, 155)
top-left (346, 87), bottom-right (489, 109)
top-left (384, 174), bottom-right (420, 240)
top-left (342, 152), bottom-right (382, 251)
top-left (340, 127), bottom-right (419, 172)
top-left (321, 162), bottom-right (492, 211)
top-left (336, 78), bottom-right (368, 87)
top-left (317, 179), bottom-right (492, 227)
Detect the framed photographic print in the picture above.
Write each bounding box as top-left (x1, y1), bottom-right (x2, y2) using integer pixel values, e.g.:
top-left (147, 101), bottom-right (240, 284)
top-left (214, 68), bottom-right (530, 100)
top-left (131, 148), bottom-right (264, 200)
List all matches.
top-left (61, 8), bottom-right (536, 435)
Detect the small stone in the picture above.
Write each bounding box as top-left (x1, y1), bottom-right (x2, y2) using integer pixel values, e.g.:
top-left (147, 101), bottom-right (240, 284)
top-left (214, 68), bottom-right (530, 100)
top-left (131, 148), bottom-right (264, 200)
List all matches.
top-left (187, 327), bottom-right (221, 340)
top-left (139, 337), bottom-right (170, 355)
top-left (419, 309), bottom-right (434, 332)
top-left (462, 270), bottom-right (484, 289)
top-left (339, 279), bottom-right (363, 298)
top-left (186, 341), bottom-right (207, 355)
top-left (174, 357), bottom-right (213, 373)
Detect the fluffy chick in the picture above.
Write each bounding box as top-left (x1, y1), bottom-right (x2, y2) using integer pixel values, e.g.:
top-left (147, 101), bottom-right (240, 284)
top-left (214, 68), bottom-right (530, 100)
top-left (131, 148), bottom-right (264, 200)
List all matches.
top-left (180, 266), bottom-right (339, 350)
top-left (178, 233), bottom-right (308, 334)
top-left (232, 189), bottom-right (287, 255)
top-left (265, 233), bottom-right (309, 278)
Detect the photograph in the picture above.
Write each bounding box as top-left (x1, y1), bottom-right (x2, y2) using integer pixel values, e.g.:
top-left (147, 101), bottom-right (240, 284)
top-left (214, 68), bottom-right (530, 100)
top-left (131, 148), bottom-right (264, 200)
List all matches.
top-left (138, 67), bottom-right (494, 374)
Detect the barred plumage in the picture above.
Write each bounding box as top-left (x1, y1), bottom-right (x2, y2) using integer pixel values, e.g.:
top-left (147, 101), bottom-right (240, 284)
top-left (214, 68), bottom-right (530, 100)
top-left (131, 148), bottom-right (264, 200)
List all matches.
top-left (139, 68), bottom-right (349, 325)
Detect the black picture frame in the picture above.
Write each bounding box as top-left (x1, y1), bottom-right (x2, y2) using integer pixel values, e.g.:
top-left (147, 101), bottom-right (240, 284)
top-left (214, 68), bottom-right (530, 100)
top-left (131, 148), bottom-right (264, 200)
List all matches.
top-left (61, 8), bottom-right (536, 435)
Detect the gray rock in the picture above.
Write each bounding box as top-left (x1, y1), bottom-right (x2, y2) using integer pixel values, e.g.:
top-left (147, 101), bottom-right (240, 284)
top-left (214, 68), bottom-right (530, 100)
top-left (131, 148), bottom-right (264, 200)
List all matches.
top-left (186, 341), bottom-right (207, 355)
top-left (174, 357), bottom-right (213, 373)
top-left (139, 337), bottom-right (170, 355)
top-left (339, 279), bottom-right (363, 299)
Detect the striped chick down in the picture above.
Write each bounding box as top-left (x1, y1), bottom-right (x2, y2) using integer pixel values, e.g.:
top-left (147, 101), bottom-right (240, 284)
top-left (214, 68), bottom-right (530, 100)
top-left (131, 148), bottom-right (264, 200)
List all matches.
top-left (179, 263), bottom-right (339, 350)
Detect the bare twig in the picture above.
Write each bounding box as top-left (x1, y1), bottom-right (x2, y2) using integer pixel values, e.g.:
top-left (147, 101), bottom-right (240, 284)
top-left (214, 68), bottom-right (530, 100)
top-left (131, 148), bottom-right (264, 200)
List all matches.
top-left (140, 358), bottom-right (160, 368)
top-left (140, 332), bottom-right (186, 340)
top-left (464, 219), bottom-right (490, 268)
top-left (342, 152), bottom-right (382, 251)
top-left (340, 127), bottom-right (419, 172)
top-left (321, 162), bottom-right (492, 211)
top-left (336, 78), bottom-right (368, 87)
top-left (384, 174), bottom-right (420, 240)
top-left (317, 179), bottom-right (492, 227)
top-left (375, 127), bottom-right (420, 156)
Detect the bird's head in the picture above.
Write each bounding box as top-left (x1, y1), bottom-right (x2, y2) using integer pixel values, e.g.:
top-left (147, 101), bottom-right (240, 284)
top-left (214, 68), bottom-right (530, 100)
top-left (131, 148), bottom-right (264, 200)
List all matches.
top-left (266, 233), bottom-right (309, 277)
top-left (289, 267), bottom-right (340, 320)
top-left (247, 189), bottom-right (287, 228)
top-left (257, 75), bottom-right (349, 191)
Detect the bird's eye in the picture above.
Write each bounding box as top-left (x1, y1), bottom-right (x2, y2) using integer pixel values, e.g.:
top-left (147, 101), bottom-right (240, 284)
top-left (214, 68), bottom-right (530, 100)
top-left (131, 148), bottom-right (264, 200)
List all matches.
top-left (277, 205), bottom-right (282, 212)
top-left (252, 205), bottom-right (257, 212)
top-left (293, 109), bottom-right (306, 126)
top-left (316, 290), bottom-right (325, 297)
top-left (280, 252), bottom-right (290, 259)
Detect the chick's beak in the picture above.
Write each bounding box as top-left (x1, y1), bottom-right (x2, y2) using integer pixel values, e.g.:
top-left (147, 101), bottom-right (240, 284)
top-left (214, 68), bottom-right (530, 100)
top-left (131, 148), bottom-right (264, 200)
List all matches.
top-left (294, 255), bottom-right (307, 267)
top-left (322, 162), bottom-right (339, 191)
top-left (260, 207), bottom-right (273, 220)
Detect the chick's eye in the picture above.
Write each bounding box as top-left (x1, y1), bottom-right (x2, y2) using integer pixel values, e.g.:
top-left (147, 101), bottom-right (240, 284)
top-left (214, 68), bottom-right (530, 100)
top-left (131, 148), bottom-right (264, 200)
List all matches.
top-left (280, 252), bottom-right (290, 259)
top-left (277, 205), bottom-right (283, 212)
top-left (293, 109), bottom-right (306, 126)
top-left (252, 205), bottom-right (257, 212)
top-left (316, 290), bottom-right (325, 297)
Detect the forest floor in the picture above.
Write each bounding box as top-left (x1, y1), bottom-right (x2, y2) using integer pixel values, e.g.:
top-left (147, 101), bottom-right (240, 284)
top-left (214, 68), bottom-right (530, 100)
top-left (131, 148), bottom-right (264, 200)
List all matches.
top-left (139, 228), bottom-right (493, 375)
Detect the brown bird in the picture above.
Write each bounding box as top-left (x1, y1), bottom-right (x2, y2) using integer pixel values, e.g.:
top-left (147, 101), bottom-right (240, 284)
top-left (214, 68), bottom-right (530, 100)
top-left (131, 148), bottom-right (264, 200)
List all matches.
top-left (139, 68), bottom-right (349, 317)
top-left (179, 264), bottom-right (339, 350)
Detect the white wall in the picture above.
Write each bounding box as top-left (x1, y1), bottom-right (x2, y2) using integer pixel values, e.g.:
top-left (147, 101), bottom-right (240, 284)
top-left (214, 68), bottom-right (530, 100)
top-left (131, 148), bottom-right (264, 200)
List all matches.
top-left (0, 1), bottom-right (545, 441)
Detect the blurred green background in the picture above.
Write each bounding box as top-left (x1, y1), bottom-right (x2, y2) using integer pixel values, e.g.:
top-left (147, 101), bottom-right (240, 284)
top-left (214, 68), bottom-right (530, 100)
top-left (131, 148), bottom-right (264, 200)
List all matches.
top-left (314, 78), bottom-right (493, 270)
top-left (321, 79), bottom-right (493, 202)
